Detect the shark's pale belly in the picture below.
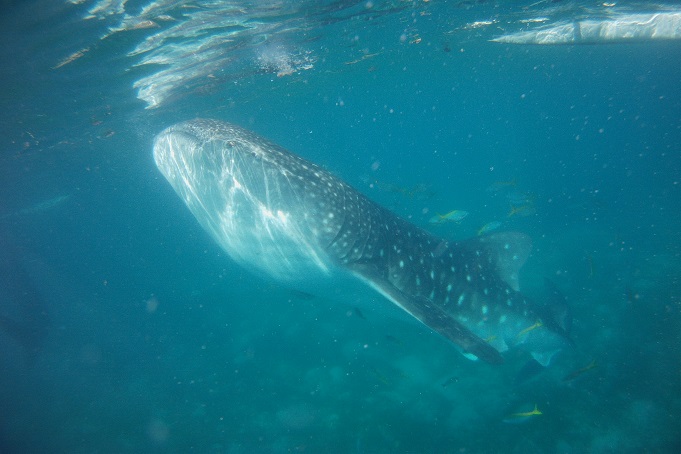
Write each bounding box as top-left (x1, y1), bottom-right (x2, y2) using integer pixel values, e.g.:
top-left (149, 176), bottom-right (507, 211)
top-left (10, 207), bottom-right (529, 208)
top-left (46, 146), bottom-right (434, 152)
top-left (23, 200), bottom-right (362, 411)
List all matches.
top-left (154, 119), bottom-right (571, 366)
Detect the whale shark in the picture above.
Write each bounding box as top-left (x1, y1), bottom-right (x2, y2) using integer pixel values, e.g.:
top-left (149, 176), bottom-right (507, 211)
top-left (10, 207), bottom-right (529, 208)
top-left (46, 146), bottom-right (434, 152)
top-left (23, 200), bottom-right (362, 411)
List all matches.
top-left (153, 119), bottom-right (571, 365)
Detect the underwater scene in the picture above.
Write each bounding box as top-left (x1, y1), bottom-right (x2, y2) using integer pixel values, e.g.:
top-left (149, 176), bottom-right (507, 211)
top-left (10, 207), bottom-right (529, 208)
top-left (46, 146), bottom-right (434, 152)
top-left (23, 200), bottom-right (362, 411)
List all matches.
top-left (0, 0), bottom-right (680, 452)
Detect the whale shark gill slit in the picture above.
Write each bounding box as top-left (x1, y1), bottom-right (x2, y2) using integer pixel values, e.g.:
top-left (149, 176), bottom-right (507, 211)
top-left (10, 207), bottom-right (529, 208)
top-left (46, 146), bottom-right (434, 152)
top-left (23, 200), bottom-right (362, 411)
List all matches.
top-left (153, 119), bottom-right (570, 365)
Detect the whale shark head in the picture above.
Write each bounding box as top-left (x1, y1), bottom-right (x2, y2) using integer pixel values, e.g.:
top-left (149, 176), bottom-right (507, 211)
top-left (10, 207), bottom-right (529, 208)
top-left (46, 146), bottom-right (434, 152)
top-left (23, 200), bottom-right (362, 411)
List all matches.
top-left (154, 119), bottom-right (351, 284)
top-left (154, 119), bottom-right (571, 366)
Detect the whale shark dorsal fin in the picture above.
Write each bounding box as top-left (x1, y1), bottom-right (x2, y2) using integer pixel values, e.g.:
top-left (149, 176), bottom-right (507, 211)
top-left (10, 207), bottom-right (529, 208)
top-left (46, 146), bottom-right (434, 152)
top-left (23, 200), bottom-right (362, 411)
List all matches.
top-left (352, 266), bottom-right (504, 365)
top-left (473, 232), bottom-right (532, 291)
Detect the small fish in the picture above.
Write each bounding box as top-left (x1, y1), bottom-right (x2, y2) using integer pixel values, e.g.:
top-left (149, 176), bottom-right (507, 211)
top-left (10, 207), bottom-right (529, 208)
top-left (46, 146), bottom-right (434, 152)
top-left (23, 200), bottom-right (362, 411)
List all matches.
top-left (503, 404), bottom-right (542, 424)
top-left (371, 368), bottom-right (390, 386)
top-left (519, 18), bottom-right (549, 24)
top-left (486, 179), bottom-right (517, 192)
top-left (429, 210), bottom-right (469, 224)
top-left (344, 52), bottom-right (380, 65)
top-left (353, 307), bottom-right (366, 320)
top-left (517, 320), bottom-right (543, 339)
top-left (562, 359), bottom-right (598, 382)
top-left (1, 194), bottom-right (72, 219)
top-left (507, 204), bottom-right (535, 218)
top-left (289, 290), bottom-right (315, 301)
top-left (441, 375), bottom-right (459, 388)
top-left (506, 190), bottom-right (535, 206)
top-left (477, 221), bottom-right (502, 236)
top-left (53, 47), bottom-right (90, 69)
top-left (122, 19), bottom-right (159, 31)
top-left (384, 335), bottom-right (402, 345)
top-left (463, 20), bottom-right (497, 30)
top-left (371, 180), bottom-right (434, 200)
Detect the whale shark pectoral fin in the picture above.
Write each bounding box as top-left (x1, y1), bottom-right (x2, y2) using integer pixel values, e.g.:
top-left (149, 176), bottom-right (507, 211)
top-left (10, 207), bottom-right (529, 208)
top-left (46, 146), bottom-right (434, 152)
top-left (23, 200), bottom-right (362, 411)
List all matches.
top-left (397, 293), bottom-right (504, 365)
top-left (353, 268), bottom-right (504, 365)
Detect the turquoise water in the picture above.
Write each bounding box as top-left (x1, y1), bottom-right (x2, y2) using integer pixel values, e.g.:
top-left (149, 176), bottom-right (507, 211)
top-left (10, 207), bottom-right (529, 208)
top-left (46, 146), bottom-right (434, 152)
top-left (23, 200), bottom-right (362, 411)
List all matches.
top-left (1, 1), bottom-right (680, 452)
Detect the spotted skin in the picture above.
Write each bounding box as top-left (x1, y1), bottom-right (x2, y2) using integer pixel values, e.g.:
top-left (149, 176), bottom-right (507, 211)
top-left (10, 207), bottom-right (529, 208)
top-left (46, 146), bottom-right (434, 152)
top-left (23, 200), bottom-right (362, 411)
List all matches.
top-left (154, 119), bottom-right (569, 365)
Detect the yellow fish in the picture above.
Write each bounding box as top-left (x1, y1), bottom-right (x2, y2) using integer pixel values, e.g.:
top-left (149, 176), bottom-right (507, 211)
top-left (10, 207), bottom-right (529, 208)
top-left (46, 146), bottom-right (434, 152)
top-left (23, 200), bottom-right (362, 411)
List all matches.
top-left (562, 359), bottom-right (598, 382)
top-left (503, 404), bottom-right (542, 424)
top-left (507, 204), bottom-right (534, 218)
top-left (477, 220), bottom-right (502, 236)
top-left (486, 179), bottom-right (517, 192)
top-left (371, 368), bottom-right (390, 386)
top-left (517, 320), bottom-right (543, 338)
top-left (429, 209), bottom-right (469, 224)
